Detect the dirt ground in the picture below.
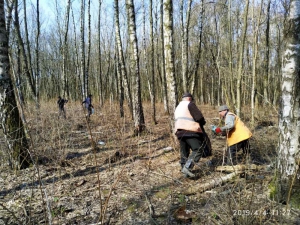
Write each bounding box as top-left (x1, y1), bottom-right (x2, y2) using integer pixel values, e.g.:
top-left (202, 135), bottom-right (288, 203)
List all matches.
top-left (0, 101), bottom-right (299, 225)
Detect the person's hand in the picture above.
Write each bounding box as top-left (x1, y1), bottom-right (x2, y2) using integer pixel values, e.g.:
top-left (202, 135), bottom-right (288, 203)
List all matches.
top-left (211, 125), bottom-right (217, 134)
top-left (215, 127), bottom-right (222, 134)
top-left (211, 125), bottom-right (222, 134)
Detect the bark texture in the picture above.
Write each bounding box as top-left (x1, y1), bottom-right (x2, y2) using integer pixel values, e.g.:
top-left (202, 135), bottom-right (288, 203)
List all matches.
top-left (126, 0), bottom-right (145, 133)
top-left (277, 0), bottom-right (300, 208)
top-left (0, 0), bottom-right (31, 169)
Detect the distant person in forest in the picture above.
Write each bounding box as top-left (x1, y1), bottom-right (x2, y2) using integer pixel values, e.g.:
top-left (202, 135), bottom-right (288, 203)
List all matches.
top-left (82, 94), bottom-right (94, 119)
top-left (174, 92), bottom-right (212, 178)
top-left (212, 105), bottom-right (252, 165)
top-left (57, 96), bottom-right (68, 119)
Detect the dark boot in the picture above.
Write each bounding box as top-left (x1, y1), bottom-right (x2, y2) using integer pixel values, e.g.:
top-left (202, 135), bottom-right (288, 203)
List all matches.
top-left (181, 159), bottom-right (195, 177)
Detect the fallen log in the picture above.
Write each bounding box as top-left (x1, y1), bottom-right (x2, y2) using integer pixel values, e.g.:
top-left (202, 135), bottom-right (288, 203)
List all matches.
top-left (215, 164), bottom-right (266, 172)
top-left (182, 171), bottom-right (241, 195)
top-left (182, 164), bottom-right (267, 195)
top-left (71, 131), bottom-right (103, 134)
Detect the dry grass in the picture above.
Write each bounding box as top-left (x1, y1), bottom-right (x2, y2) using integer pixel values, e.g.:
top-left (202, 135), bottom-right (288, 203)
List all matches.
top-left (0, 100), bottom-right (299, 225)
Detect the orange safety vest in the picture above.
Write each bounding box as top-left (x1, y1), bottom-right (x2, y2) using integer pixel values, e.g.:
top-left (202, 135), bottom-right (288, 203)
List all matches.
top-left (174, 101), bottom-right (202, 133)
top-left (225, 112), bottom-right (252, 146)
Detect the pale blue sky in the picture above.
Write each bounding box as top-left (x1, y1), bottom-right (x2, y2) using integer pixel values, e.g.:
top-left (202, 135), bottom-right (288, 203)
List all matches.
top-left (33, 0), bottom-right (115, 32)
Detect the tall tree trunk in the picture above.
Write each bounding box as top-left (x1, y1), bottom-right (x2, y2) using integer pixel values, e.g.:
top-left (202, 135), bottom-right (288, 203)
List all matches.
top-left (210, 3), bottom-right (221, 106)
top-left (62, 0), bottom-right (71, 98)
top-left (71, 5), bottom-right (80, 100)
top-left (273, 24), bottom-right (282, 106)
top-left (228, 0), bottom-right (235, 107)
top-left (114, 0), bottom-right (133, 118)
top-left (180, 0), bottom-right (192, 93)
top-left (192, 0), bottom-right (204, 103)
top-left (80, 0), bottom-right (86, 98)
top-left (0, 0), bottom-right (31, 169)
top-left (126, 0), bottom-right (145, 134)
top-left (98, 0), bottom-right (103, 106)
top-left (10, 0), bottom-right (26, 123)
top-left (86, 0), bottom-right (91, 95)
top-left (142, 0), bottom-right (156, 124)
top-left (160, 0), bottom-right (168, 113)
top-left (22, 0), bottom-right (36, 99)
top-left (251, 0), bottom-right (262, 127)
top-left (115, 39), bottom-right (124, 117)
top-left (148, 0), bottom-right (157, 124)
top-left (236, 0), bottom-right (249, 117)
top-left (277, 0), bottom-right (300, 208)
top-left (163, 0), bottom-right (177, 135)
top-left (263, 0), bottom-right (271, 105)
top-left (35, 0), bottom-right (40, 109)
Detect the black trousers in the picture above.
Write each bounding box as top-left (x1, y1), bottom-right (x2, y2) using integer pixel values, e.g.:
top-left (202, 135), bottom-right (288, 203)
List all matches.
top-left (58, 107), bottom-right (66, 119)
top-left (179, 135), bottom-right (208, 168)
top-left (227, 139), bottom-right (250, 165)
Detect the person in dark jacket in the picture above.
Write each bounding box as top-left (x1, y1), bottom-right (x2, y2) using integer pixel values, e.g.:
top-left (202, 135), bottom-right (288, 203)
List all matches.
top-left (57, 96), bottom-right (68, 119)
top-left (82, 94), bottom-right (94, 119)
top-left (174, 92), bottom-right (212, 178)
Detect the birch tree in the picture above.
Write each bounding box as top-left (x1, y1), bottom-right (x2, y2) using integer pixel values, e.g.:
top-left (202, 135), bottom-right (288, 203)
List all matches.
top-left (277, 0), bottom-right (300, 207)
top-left (180, 0), bottom-right (192, 93)
top-left (86, 0), bottom-right (91, 96)
top-left (126, 0), bottom-right (145, 133)
top-left (21, 0), bottom-right (36, 99)
top-left (148, 0), bottom-right (157, 124)
top-left (160, 0), bottom-right (168, 113)
top-left (163, 0), bottom-right (177, 133)
top-left (35, 0), bottom-right (40, 108)
top-left (250, 0), bottom-right (263, 127)
top-left (192, 0), bottom-right (204, 103)
top-left (236, 0), bottom-right (249, 117)
top-left (227, 0), bottom-right (235, 106)
top-left (114, 0), bottom-right (133, 118)
top-left (115, 41), bottom-right (124, 117)
top-left (142, 0), bottom-right (157, 124)
top-left (80, 0), bottom-right (86, 98)
top-left (263, 0), bottom-right (271, 105)
top-left (98, 0), bottom-right (103, 106)
top-left (0, 0), bottom-right (31, 169)
top-left (62, 0), bottom-right (71, 97)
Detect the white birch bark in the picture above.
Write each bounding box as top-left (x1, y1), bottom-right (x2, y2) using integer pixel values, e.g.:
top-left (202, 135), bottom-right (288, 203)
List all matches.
top-left (114, 0), bottom-right (133, 117)
top-left (163, 0), bottom-right (177, 134)
top-left (160, 0), bottom-right (169, 113)
top-left (148, 0), bottom-right (157, 124)
top-left (62, 0), bottom-right (71, 97)
top-left (278, 0), bottom-right (300, 206)
top-left (80, 0), bottom-right (86, 98)
top-left (98, 0), bottom-right (103, 106)
top-left (86, 0), bottom-right (91, 95)
top-left (35, 0), bottom-right (40, 108)
top-left (126, 0), bottom-right (145, 133)
top-left (180, 0), bottom-right (192, 93)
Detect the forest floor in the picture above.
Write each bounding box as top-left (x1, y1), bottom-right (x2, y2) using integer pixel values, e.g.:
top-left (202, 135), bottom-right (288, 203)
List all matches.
top-left (0, 101), bottom-right (300, 225)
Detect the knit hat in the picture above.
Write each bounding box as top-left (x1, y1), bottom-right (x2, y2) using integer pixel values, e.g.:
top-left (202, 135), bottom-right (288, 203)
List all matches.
top-left (182, 92), bottom-right (193, 100)
top-left (218, 105), bottom-right (229, 112)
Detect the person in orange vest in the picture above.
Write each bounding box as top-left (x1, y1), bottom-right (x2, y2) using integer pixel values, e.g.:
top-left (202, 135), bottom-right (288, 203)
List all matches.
top-left (174, 92), bottom-right (212, 178)
top-left (212, 105), bottom-right (252, 165)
